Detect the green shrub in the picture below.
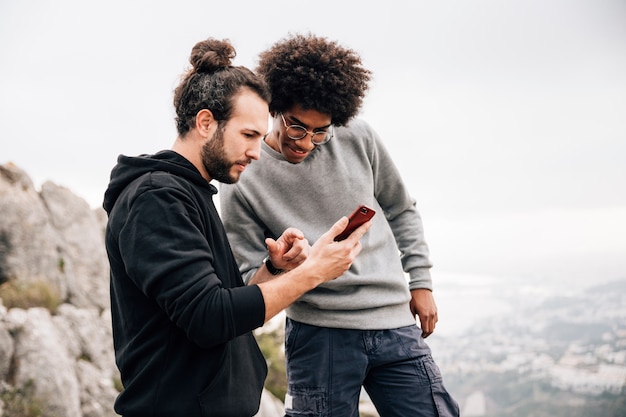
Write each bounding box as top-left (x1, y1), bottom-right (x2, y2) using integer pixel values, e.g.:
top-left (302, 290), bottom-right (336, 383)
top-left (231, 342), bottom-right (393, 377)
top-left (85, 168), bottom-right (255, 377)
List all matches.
top-left (0, 280), bottom-right (62, 313)
top-left (0, 380), bottom-right (45, 417)
top-left (112, 375), bottom-right (124, 393)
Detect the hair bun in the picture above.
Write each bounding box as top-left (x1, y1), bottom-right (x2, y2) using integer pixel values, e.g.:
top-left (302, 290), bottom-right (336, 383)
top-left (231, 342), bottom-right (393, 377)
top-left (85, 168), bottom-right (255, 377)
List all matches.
top-left (189, 38), bottom-right (236, 73)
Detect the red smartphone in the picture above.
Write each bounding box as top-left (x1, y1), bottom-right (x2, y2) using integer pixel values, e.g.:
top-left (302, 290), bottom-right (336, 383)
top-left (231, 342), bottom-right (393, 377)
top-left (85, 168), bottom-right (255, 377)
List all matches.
top-left (334, 205), bottom-right (376, 241)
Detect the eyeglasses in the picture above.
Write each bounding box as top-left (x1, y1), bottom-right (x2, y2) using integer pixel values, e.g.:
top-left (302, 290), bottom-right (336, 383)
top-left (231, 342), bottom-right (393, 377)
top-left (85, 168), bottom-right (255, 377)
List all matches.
top-left (280, 113), bottom-right (334, 145)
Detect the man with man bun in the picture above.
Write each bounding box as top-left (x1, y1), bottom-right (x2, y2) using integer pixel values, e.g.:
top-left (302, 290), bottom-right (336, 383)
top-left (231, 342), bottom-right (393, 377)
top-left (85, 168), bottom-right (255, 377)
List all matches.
top-left (103, 37), bottom-right (370, 417)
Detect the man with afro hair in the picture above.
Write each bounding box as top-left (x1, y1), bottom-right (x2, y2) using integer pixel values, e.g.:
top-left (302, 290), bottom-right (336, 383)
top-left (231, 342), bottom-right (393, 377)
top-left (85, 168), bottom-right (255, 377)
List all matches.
top-left (220, 33), bottom-right (459, 417)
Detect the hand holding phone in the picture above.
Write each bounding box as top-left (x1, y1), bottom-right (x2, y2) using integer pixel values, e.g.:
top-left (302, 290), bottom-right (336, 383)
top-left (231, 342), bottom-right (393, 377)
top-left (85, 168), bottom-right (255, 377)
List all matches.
top-left (334, 205), bottom-right (376, 241)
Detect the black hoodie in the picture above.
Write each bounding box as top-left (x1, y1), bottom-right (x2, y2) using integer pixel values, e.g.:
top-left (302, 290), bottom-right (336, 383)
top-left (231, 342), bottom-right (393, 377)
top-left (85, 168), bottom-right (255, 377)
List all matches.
top-left (103, 150), bottom-right (267, 417)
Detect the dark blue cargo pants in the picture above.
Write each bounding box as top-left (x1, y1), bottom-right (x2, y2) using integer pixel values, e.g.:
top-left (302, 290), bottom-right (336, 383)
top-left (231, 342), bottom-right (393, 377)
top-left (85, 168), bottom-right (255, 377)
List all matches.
top-left (284, 318), bottom-right (459, 417)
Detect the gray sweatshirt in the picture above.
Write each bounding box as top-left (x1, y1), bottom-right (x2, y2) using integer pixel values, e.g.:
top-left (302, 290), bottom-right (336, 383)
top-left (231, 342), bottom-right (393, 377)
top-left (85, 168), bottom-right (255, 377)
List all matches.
top-left (219, 119), bottom-right (433, 330)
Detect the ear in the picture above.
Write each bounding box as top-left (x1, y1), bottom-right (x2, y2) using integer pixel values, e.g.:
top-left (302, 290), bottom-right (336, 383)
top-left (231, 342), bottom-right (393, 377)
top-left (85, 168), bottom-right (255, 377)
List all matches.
top-left (195, 109), bottom-right (215, 137)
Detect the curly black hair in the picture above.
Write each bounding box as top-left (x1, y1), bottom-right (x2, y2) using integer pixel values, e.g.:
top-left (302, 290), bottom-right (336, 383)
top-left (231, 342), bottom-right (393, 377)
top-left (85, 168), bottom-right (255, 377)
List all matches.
top-left (256, 33), bottom-right (371, 126)
top-left (173, 38), bottom-right (270, 136)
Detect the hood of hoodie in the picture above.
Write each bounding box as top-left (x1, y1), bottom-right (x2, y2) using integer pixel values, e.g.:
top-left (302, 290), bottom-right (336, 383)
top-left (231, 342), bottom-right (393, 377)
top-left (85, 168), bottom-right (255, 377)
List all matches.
top-left (103, 150), bottom-right (212, 214)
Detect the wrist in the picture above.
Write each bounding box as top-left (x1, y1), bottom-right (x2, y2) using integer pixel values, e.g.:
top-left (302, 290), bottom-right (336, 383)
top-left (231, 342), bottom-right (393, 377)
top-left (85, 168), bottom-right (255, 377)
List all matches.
top-left (263, 256), bottom-right (284, 275)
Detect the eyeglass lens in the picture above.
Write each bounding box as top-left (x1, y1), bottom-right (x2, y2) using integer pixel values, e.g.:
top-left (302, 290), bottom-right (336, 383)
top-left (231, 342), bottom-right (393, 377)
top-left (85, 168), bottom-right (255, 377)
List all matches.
top-left (286, 126), bottom-right (329, 143)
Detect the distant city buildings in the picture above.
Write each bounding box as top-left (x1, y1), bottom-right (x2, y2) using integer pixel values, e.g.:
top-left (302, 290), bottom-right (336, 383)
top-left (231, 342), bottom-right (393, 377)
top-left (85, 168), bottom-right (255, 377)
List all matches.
top-left (428, 278), bottom-right (626, 414)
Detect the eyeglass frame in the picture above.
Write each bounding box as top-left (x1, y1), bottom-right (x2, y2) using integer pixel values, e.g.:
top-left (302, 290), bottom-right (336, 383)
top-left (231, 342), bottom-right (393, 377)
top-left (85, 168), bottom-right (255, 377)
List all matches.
top-left (279, 113), bottom-right (334, 145)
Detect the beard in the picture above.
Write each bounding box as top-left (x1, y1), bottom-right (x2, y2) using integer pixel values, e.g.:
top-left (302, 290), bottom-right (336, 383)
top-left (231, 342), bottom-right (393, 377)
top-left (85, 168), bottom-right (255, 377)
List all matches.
top-left (201, 125), bottom-right (249, 184)
top-left (201, 126), bottom-right (235, 184)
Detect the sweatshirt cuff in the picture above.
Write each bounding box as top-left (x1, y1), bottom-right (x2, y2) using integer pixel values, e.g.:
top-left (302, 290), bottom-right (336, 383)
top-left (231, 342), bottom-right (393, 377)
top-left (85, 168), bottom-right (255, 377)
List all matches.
top-left (231, 284), bottom-right (266, 334)
top-left (407, 269), bottom-right (433, 291)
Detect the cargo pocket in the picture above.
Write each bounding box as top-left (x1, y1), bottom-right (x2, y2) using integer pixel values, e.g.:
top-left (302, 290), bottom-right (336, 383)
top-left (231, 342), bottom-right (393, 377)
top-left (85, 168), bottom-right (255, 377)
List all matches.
top-left (284, 386), bottom-right (327, 417)
top-left (423, 356), bottom-right (460, 416)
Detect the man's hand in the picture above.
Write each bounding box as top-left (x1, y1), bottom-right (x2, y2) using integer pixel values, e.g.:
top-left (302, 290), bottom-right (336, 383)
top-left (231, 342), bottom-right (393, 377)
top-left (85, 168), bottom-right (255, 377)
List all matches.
top-left (257, 216), bottom-right (371, 322)
top-left (266, 227), bottom-right (309, 271)
top-left (410, 288), bottom-right (438, 338)
top-left (302, 216), bottom-right (370, 283)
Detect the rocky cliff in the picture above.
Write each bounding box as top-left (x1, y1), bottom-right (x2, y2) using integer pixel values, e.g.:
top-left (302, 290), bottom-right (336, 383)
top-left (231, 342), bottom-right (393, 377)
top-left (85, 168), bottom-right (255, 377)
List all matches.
top-left (0, 162), bottom-right (283, 417)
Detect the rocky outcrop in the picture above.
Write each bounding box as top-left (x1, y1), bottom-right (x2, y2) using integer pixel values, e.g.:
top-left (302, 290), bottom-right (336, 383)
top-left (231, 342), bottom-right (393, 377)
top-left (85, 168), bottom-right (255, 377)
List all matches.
top-left (1, 304), bottom-right (117, 417)
top-left (0, 162), bottom-right (109, 310)
top-left (0, 162), bottom-right (284, 417)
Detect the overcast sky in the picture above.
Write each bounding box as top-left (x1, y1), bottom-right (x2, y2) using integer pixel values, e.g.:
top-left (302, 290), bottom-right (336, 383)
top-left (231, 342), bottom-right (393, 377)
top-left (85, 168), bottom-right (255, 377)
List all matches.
top-left (1, 0), bottom-right (625, 288)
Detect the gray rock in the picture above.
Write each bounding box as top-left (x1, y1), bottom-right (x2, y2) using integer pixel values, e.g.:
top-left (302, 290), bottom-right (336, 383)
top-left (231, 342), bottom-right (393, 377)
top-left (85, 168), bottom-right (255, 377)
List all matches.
top-left (0, 163), bottom-right (69, 300)
top-left (0, 305), bottom-right (14, 381)
top-left (0, 163), bottom-right (109, 311)
top-left (8, 307), bottom-right (82, 417)
top-left (41, 182), bottom-right (109, 310)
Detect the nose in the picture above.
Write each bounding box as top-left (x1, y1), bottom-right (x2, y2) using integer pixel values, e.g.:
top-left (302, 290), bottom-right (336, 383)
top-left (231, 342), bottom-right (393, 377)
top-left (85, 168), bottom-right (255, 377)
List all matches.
top-left (294, 134), bottom-right (317, 151)
top-left (247, 137), bottom-right (263, 160)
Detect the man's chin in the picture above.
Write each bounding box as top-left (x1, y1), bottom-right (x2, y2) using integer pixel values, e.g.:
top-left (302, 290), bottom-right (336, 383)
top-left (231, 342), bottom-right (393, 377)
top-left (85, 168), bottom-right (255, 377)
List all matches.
top-left (223, 175), bottom-right (239, 184)
top-left (284, 154), bottom-right (306, 164)
top-left (213, 172), bottom-right (239, 185)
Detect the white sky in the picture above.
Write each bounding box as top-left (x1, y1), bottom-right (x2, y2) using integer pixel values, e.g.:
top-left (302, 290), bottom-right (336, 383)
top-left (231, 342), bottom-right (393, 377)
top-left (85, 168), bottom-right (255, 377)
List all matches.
top-left (1, 0), bottom-right (625, 287)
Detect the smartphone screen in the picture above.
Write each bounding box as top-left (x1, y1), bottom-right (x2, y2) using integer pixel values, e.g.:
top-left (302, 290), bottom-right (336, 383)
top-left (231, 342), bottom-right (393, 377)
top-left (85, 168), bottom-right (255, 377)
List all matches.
top-left (334, 205), bottom-right (376, 241)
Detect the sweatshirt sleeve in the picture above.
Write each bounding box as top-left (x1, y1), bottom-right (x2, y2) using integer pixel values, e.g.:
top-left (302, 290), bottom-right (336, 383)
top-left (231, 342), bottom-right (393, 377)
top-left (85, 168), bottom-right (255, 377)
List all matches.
top-left (365, 123), bottom-right (434, 290)
top-left (219, 183), bottom-right (268, 284)
top-left (117, 181), bottom-right (265, 347)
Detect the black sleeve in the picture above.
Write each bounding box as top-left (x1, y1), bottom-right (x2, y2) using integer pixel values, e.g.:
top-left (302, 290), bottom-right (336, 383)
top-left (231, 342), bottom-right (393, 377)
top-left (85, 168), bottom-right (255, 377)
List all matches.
top-left (118, 182), bottom-right (265, 347)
